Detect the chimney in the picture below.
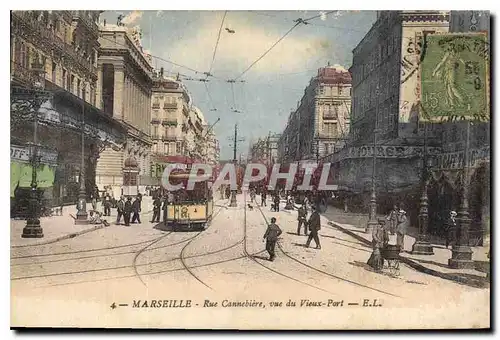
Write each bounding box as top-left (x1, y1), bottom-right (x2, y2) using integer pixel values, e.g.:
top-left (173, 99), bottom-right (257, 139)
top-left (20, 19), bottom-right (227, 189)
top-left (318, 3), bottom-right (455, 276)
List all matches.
top-left (327, 61), bottom-right (331, 67)
top-left (160, 67), bottom-right (164, 77)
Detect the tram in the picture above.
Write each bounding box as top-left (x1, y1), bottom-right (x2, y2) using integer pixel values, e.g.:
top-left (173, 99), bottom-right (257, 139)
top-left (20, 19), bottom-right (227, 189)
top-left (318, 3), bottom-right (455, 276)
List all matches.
top-left (163, 159), bottom-right (214, 231)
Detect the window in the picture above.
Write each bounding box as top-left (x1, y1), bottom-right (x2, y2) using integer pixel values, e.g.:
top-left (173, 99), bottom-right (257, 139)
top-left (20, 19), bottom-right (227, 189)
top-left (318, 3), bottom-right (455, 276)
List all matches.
top-left (319, 86), bottom-right (324, 95)
top-left (62, 69), bottom-right (67, 89)
top-left (164, 143), bottom-right (170, 155)
top-left (77, 79), bottom-right (81, 97)
top-left (176, 142), bottom-right (182, 154)
top-left (67, 72), bottom-right (71, 91)
top-left (323, 122), bottom-right (337, 137)
top-left (51, 62), bottom-right (56, 82)
top-left (153, 142), bottom-right (158, 153)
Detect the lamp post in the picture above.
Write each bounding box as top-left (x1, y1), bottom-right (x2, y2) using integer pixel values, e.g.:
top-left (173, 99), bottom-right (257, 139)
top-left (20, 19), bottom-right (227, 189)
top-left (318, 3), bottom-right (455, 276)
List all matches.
top-left (449, 121), bottom-right (474, 269)
top-left (75, 89), bottom-right (89, 225)
top-left (230, 124), bottom-right (239, 207)
top-left (411, 123), bottom-right (434, 255)
top-left (21, 60), bottom-right (46, 238)
top-left (366, 84), bottom-right (380, 234)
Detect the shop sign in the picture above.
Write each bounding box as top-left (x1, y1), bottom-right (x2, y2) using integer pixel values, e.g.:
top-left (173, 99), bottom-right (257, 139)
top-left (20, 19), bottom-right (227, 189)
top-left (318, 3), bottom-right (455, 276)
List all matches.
top-left (327, 145), bottom-right (441, 162)
top-left (433, 146), bottom-right (490, 170)
top-left (11, 144), bottom-right (58, 166)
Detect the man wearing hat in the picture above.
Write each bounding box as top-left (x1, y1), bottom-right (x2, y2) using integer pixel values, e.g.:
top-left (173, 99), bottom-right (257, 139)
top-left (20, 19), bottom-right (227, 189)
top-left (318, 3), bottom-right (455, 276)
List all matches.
top-left (263, 217), bottom-right (282, 261)
top-left (396, 209), bottom-right (409, 251)
top-left (444, 211), bottom-right (457, 249)
top-left (305, 205), bottom-right (321, 249)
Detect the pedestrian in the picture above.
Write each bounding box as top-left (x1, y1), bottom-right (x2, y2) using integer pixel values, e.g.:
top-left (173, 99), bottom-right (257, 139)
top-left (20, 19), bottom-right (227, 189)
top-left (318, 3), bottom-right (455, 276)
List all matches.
top-left (263, 217), bottom-right (282, 261)
top-left (396, 209), bottom-right (409, 251)
top-left (444, 210), bottom-right (457, 249)
top-left (162, 194), bottom-right (169, 224)
top-left (297, 204), bottom-right (308, 236)
top-left (116, 196), bottom-right (125, 224)
top-left (123, 197), bottom-right (132, 226)
top-left (386, 204), bottom-right (399, 235)
top-left (273, 194), bottom-right (280, 212)
top-left (103, 194), bottom-right (112, 216)
top-left (151, 194), bottom-right (162, 223)
top-left (261, 190), bottom-right (267, 207)
top-left (91, 194), bottom-right (98, 212)
top-left (131, 196), bottom-right (141, 224)
top-left (305, 205), bottom-right (321, 249)
top-left (367, 218), bottom-right (389, 271)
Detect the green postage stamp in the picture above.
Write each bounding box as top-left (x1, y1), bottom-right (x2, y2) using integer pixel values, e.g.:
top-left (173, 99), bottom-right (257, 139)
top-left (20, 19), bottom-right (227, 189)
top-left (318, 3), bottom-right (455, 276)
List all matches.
top-left (420, 32), bottom-right (490, 122)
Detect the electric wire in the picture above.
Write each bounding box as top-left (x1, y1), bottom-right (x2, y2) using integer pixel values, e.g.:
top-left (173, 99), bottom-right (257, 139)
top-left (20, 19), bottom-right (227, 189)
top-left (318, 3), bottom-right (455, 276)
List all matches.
top-left (234, 22), bottom-right (301, 80)
top-left (207, 10), bottom-right (227, 77)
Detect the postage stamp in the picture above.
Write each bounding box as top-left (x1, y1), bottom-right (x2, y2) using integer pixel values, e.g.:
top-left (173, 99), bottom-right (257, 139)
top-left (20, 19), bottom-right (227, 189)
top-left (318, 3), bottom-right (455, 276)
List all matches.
top-left (420, 32), bottom-right (490, 122)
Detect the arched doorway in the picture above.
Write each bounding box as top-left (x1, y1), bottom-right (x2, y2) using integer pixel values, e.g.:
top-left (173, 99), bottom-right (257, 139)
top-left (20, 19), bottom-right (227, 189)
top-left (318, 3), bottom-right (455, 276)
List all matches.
top-left (468, 163), bottom-right (490, 246)
top-left (427, 174), bottom-right (460, 238)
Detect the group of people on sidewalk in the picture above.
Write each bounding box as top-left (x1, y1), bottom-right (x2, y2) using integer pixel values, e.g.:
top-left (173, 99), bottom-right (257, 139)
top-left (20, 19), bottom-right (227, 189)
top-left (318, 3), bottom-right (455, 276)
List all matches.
top-left (367, 205), bottom-right (409, 271)
top-left (114, 194), bottom-right (143, 226)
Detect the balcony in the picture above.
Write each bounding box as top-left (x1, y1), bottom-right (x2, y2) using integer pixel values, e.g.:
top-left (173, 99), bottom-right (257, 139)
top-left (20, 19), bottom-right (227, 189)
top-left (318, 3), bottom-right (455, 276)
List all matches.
top-left (11, 61), bottom-right (41, 88)
top-left (72, 11), bottom-right (99, 35)
top-left (162, 118), bottom-right (178, 126)
top-left (163, 102), bottom-right (178, 109)
top-left (152, 102), bottom-right (160, 109)
top-left (11, 11), bottom-right (97, 77)
top-left (162, 134), bottom-right (177, 141)
top-left (323, 113), bottom-right (338, 120)
top-left (151, 134), bottom-right (160, 140)
top-left (151, 118), bottom-right (160, 124)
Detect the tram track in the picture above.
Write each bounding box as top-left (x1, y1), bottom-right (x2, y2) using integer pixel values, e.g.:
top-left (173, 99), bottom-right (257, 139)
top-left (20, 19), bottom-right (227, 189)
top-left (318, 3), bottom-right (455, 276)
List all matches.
top-left (242, 192), bottom-right (332, 294)
top-left (254, 202), bottom-right (400, 298)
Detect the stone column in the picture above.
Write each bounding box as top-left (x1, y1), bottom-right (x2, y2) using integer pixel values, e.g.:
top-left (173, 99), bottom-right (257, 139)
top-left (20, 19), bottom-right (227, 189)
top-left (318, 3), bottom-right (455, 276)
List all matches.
top-left (113, 66), bottom-right (125, 120)
top-left (96, 65), bottom-right (103, 109)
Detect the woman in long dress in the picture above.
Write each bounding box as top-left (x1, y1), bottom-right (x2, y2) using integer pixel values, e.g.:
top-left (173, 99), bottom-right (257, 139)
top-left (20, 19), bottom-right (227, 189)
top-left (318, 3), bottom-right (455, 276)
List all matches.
top-left (367, 218), bottom-right (389, 271)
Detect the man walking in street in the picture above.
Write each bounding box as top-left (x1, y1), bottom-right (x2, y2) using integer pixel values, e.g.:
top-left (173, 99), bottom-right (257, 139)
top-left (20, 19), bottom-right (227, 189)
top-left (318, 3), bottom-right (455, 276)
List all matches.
top-left (305, 205), bottom-right (321, 249)
top-left (261, 190), bottom-right (267, 207)
top-left (297, 204), bottom-right (308, 236)
top-left (444, 210), bottom-right (457, 249)
top-left (124, 197), bottom-right (133, 226)
top-left (263, 217), bottom-right (282, 261)
top-left (273, 194), bottom-right (280, 212)
top-left (131, 195), bottom-right (142, 224)
top-left (116, 196), bottom-right (125, 225)
top-left (396, 209), bottom-right (409, 251)
top-left (151, 194), bottom-right (162, 223)
top-left (103, 194), bottom-right (112, 217)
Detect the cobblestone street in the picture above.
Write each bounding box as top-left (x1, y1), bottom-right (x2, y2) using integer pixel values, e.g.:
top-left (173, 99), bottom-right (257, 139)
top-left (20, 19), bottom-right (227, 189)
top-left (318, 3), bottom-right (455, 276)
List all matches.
top-left (10, 194), bottom-right (489, 329)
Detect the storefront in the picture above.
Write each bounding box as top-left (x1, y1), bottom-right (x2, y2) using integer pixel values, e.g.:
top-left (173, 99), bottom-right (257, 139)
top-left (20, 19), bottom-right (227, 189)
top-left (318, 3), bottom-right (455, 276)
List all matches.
top-left (11, 87), bottom-right (126, 216)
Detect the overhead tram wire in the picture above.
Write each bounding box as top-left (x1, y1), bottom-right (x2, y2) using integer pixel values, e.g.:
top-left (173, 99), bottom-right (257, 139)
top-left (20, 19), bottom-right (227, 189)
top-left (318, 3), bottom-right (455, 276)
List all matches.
top-left (206, 10), bottom-right (228, 79)
top-left (97, 35), bottom-right (223, 80)
top-left (204, 82), bottom-right (218, 112)
top-left (232, 12), bottom-right (339, 81)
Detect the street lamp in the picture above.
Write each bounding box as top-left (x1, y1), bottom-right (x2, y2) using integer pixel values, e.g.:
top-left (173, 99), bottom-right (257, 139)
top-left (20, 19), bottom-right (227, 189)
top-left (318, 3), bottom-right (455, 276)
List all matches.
top-left (366, 85), bottom-right (380, 234)
top-left (75, 89), bottom-right (89, 225)
top-left (411, 124), bottom-right (434, 255)
top-left (449, 121), bottom-right (474, 269)
top-left (21, 60), bottom-right (46, 238)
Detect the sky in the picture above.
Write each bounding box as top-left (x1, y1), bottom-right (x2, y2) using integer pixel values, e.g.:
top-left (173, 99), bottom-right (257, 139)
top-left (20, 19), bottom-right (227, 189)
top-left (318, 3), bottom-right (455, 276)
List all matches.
top-left (100, 10), bottom-right (376, 160)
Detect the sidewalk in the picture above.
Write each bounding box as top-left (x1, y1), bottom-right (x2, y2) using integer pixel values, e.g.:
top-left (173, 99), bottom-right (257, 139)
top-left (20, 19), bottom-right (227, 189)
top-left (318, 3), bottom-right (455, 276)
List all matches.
top-left (321, 207), bottom-right (490, 289)
top-left (11, 196), bottom-right (155, 248)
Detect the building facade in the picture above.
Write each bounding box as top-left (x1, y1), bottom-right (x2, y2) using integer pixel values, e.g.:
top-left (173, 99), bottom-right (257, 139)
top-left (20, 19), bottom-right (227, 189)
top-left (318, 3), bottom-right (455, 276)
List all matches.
top-left (277, 65), bottom-right (352, 164)
top-left (10, 10), bottom-right (126, 214)
top-left (95, 23), bottom-right (153, 197)
top-left (327, 10), bottom-right (490, 244)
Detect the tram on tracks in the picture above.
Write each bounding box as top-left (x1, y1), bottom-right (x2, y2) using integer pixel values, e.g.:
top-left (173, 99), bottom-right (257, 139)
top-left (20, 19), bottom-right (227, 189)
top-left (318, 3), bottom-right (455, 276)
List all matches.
top-left (163, 158), bottom-right (214, 231)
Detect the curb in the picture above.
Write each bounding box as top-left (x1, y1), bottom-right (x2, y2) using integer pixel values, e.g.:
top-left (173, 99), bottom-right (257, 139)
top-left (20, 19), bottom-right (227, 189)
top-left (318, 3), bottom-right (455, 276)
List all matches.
top-left (327, 221), bottom-right (489, 289)
top-left (11, 224), bottom-right (108, 248)
top-left (11, 208), bottom-right (155, 249)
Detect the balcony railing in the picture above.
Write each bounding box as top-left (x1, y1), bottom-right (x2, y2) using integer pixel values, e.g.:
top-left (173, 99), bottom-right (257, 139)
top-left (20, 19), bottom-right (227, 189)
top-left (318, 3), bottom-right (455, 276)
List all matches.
top-left (151, 118), bottom-right (160, 124)
top-left (11, 61), bottom-right (40, 87)
top-left (73, 11), bottom-right (99, 34)
top-left (163, 102), bottom-right (178, 109)
top-left (152, 102), bottom-right (160, 109)
top-left (162, 134), bottom-right (177, 141)
top-left (162, 118), bottom-right (178, 126)
top-left (323, 113), bottom-right (338, 120)
top-left (151, 134), bottom-right (160, 140)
